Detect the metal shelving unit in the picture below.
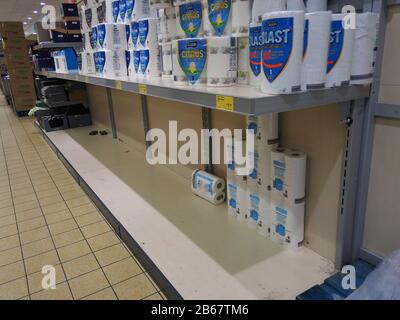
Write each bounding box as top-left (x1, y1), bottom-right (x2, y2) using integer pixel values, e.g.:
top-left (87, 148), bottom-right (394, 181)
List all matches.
top-left (33, 42), bottom-right (82, 51)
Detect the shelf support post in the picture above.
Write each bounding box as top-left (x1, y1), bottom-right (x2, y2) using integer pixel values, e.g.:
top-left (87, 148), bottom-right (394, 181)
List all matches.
top-left (106, 88), bottom-right (117, 139)
top-left (202, 107), bottom-right (213, 174)
top-left (141, 94), bottom-right (151, 149)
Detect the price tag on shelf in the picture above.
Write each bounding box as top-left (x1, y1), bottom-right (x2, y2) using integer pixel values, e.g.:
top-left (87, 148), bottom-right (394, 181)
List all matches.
top-left (216, 95), bottom-right (234, 112)
top-left (115, 80), bottom-right (122, 90)
top-left (139, 84), bottom-right (148, 95)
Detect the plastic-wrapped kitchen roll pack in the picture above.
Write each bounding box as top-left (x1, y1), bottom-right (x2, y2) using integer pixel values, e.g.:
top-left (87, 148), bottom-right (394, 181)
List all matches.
top-left (192, 170), bottom-right (226, 205)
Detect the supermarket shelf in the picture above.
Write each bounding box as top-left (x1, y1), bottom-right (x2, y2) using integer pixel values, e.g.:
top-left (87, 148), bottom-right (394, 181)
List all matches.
top-left (36, 122), bottom-right (335, 299)
top-left (33, 42), bottom-right (82, 51)
top-left (35, 70), bottom-right (371, 115)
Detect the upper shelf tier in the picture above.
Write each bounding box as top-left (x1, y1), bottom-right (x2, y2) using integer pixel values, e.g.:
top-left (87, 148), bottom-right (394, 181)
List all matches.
top-left (33, 42), bottom-right (83, 51)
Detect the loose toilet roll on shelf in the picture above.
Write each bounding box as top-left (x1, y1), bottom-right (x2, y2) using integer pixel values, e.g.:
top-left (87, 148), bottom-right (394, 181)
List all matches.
top-left (161, 42), bottom-right (173, 77)
top-left (350, 13), bottom-right (379, 85)
top-left (178, 38), bottom-right (207, 86)
top-left (138, 18), bottom-right (159, 48)
top-left (207, 36), bottom-right (237, 87)
top-left (306, 0), bottom-right (327, 12)
top-left (252, 0), bottom-right (286, 23)
top-left (192, 170), bottom-right (226, 205)
top-left (94, 49), bottom-right (128, 77)
top-left (287, 0), bottom-right (306, 11)
top-left (172, 39), bottom-right (188, 85)
top-left (97, 23), bottom-right (127, 50)
top-left (204, 0), bottom-right (232, 37)
top-left (134, 0), bottom-right (151, 20)
top-left (237, 36), bottom-right (250, 85)
top-left (302, 11), bottom-right (332, 91)
top-left (176, 1), bottom-right (204, 38)
top-left (283, 150), bottom-right (307, 201)
top-left (326, 14), bottom-right (355, 88)
top-left (249, 22), bottom-right (263, 88)
top-left (150, 0), bottom-right (172, 9)
top-left (261, 11), bottom-right (305, 95)
top-left (139, 48), bottom-right (161, 77)
top-left (232, 0), bottom-right (251, 36)
top-left (97, 0), bottom-right (119, 24)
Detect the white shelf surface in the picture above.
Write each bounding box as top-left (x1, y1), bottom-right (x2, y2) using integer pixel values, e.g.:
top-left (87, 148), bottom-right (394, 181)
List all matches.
top-left (35, 70), bottom-right (370, 115)
top-left (40, 124), bottom-right (335, 300)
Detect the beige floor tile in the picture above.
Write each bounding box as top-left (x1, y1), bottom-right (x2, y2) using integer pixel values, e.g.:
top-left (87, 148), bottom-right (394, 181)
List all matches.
top-left (0, 246), bottom-right (22, 267)
top-left (75, 211), bottom-right (104, 228)
top-left (0, 277), bottom-right (29, 300)
top-left (80, 221), bottom-right (111, 239)
top-left (0, 205), bottom-right (14, 218)
top-left (0, 192), bottom-right (11, 201)
top-left (36, 189), bottom-right (60, 200)
top-left (0, 197), bottom-right (13, 209)
top-left (0, 214), bottom-right (16, 227)
top-left (48, 218), bottom-right (78, 236)
top-left (70, 203), bottom-right (98, 217)
top-left (30, 282), bottom-right (73, 300)
top-left (57, 240), bottom-right (92, 263)
top-left (68, 269), bottom-right (109, 300)
top-left (87, 231), bottom-right (121, 252)
top-left (0, 261), bottom-right (25, 285)
top-left (33, 182), bottom-right (57, 193)
top-left (17, 216), bottom-right (46, 233)
top-left (16, 207), bottom-right (43, 222)
top-left (27, 264), bottom-right (66, 294)
top-left (143, 292), bottom-right (163, 300)
top-left (94, 243), bottom-right (131, 268)
top-left (0, 224), bottom-right (18, 239)
top-left (20, 226), bottom-right (50, 246)
top-left (66, 196), bottom-right (92, 209)
top-left (22, 237), bottom-right (55, 259)
top-left (9, 177), bottom-right (31, 186)
top-left (52, 229), bottom-right (84, 248)
top-left (38, 194), bottom-right (64, 207)
top-left (24, 250), bottom-right (60, 275)
top-left (41, 202), bottom-right (68, 216)
top-left (31, 177), bottom-right (53, 186)
top-left (113, 273), bottom-right (157, 300)
top-left (11, 187), bottom-right (35, 198)
top-left (57, 183), bottom-right (82, 194)
top-left (13, 193), bottom-right (37, 205)
top-left (45, 210), bottom-right (73, 225)
top-left (61, 189), bottom-right (85, 201)
top-left (103, 258), bottom-right (142, 285)
top-left (82, 287), bottom-right (117, 300)
top-left (14, 200), bottom-right (39, 213)
top-left (0, 186), bottom-right (10, 194)
top-left (63, 254), bottom-right (100, 280)
top-left (0, 234), bottom-right (20, 251)
top-left (11, 182), bottom-right (33, 192)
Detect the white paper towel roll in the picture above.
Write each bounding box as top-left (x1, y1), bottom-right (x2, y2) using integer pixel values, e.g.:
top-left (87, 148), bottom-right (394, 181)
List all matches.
top-left (97, 0), bottom-right (119, 24)
top-left (252, 0), bottom-right (286, 23)
top-left (150, 0), bottom-right (172, 9)
top-left (97, 23), bottom-right (127, 50)
top-left (261, 11), bottom-right (305, 94)
top-left (232, 0), bottom-right (251, 36)
top-left (270, 146), bottom-right (287, 205)
top-left (236, 36), bottom-right (249, 85)
top-left (165, 6), bottom-right (179, 41)
top-left (249, 22), bottom-right (263, 87)
top-left (192, 170), bottom-right (226, 204)
top-left (207, 36), bottom-right (237, 87)
top-left (138, 18), bottom-right (159, 48)
top-left (204, 0), bottom-right (232, 37)
top-left (287, 0), bottom-right (306, 11)
top-left (94, 49), bottom-right (127, 77)
top-left (172, 39), bottom-right (188, 85)
top-left (139, 48), bottom-right (161, 77)
top-left (283, 150), bottom-right (307, 201)
top-left (134, 0), bottom-right (151, 20)
top-left (176, 1), bottom-right (204, 38)
top-left (301, 11), bottom-right (331, 91)
top-left (350, 13), bottom-right (379, 85)
top-left (178, 38), bottom-right (208, 86)
top-left (305, 0), bottom-right (327, 12)
top-left (161, 42), bottom-right (173, 77)
top-left (326, 14), bottom-right (355, 88)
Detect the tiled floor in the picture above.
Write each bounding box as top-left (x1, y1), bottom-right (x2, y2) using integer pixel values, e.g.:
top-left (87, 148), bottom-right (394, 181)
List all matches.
top-left (0, 98), bottom-right (165, 300)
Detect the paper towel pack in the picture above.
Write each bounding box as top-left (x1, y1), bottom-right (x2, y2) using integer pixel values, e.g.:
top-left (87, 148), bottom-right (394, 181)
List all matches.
top-left (172, 39), bottom-right (188, 85)
top-left (139, 48), bottom-right (162, 77)
top-left (94, 49), bottom-right (128, 77)
top-left (138, 18), bottom-right (159, 48)
top-left (192, 170), bottom-right (226, 205)
top-left (161, 42), bottom-right (173, 77)
top-left (97, 23), bottom-right (128, 50)
top-left (249, 22), bottom-right (263, 88)
top-left (232, 0), bottom-right (251, 36)
top-left (176, 1), bottom-right (204, 38)
top-left (305, 0), bottom-right (327, 12)
top-left (204, 0), bottom-right (232, 37)
top-left (178, 38), bottom-right (208, 86)
top-left (97, 0), bottom-right (119, 24)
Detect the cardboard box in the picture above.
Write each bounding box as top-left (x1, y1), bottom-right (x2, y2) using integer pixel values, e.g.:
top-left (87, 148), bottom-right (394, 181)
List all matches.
top-left (64, 20), bottom-right (81, 30)
top-left (49, 28), bottom-right (69, 43)
top-left (60, 3), bottom-right (79, 18)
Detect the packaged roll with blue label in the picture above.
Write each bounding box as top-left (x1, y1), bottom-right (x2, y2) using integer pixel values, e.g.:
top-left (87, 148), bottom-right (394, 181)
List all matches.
top-left (94, 49), bottom-right (127, 77)
top-left (134, 49), bottom-right (141, 75)
top-left (248, 191), bottom-right (260, 229)
top-left (139, 48), bottom-right (161, 77)
top-left (138, 18), bottom-right (159, 48)
top-left (177, 1), bottom-right (203, 38)
top-left (97, 23), bottom-right (128, 50)
top-left (126, 49), bottom-right (139, 77)
top-left (191, 170), bottom-right (226, 205)
top-left (326, 14), bottom-right (355, 88)
top-left (131, 21), bottom-right (139, 48)
top-left (178, 38), bottom-right (207, 86)
top-left (172, 39), bottom-right (188, 85)
top-left (270, 147), bottom-right (287, 206)
top-left (90, 27), bottom-right (98, 50)
top-left (126, 0), bottom-right (135, 22)
top-left (249, 22), bottom-right (263, 88)
top-left (261, 11), bottom-right (305, 94)
top-left (97, 0), bottom-right (120, 24)
top-left (205, 0), bottom-right (232, 37)
top-left (118, 0), bottom-right (127, 23)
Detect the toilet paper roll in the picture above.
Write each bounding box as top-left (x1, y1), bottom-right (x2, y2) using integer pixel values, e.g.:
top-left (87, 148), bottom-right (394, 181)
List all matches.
top-left (235, 138), bottom-right (250, 222)
top-left (126, 49), bottom-right (140, 78)
top-left (271, 200), bottom-right (305, 250)
top-left (227, 178), bottom-right (238, 216)
top-left (150, 0), bottom-right (172, 9)
top-left (284, 150), bottom-right (307, 201)
top-left (90, 26), bottom-right (98, 51)
top-left (350, 13), bottom-right (379, 85)
top-left (138, 18), bottom-right (159, 48)
top-left (257, 194), bottom-right (271, 237)
top-left (178, 38), bottom-right (208, 86)
top-left (80, 6), bottom-right (90, 32)
top-left (131, 21), bottom-right (139, 48)
top-left (176, 1), bottom-right (204, 38)
top-left (134, 0), bottom-right (151, 20)
top-left (118, 0), bottom-right (127, 23)
top-left (92, 4), bottom-right (100, 26)
top-left (193, 188), bottom-right (226, 205)
top-left (287, 0), bottom-right (306, 11)
top-left (270, 146), bottom-right (287, 205)
top-left (202, 0), bottom-right (213, 37)
top-left (326, 14), bottom-right (355, 88)
top-left (84, 32), bottom-right (92, 52)
top-left (79, 52), bottom-right (96, 74)
top-left (139, 48), bottom-right (161, 77)
top-left (206, 36), bottom-right (237, 87)
top-left (261, 11), bottom-right (305, 94)
top-left (172, 39), bottom-right (188, 85)
top-left (84, 6), bottom-right (94, 29)
top-left (252, 0), bottom-right (286, 23)
top-left (248, 191), bottom-right (261, 229)
top-left (204, 0), bottom-right (232, 37)
top-left (126, 0), bottom-right (135, 22)
top-left (232, 0), bottom-right (251, 36)
top-left (237, 36), bottom-right (250, 85)
top-left (97, 0), bottom-right (120, 24)
top-left (158, 9), bottom-right (168, 43)
top-left (249, 22), bottom-right (263, 88)
top-left (247, 145), bottom-right (260, 192)
top-left (305, 0), bottom-right (327, 12)
top-left (192, 169), bottom-right (226, 196)
top-left (97, 23), bottom-right (128, 50)
top-left (165, 6), bottom-right (179, 42)
top-left (133, 49), bottom-right (142, 76)
top-left (161, 42), bottom-right (173, 77)
top-left (301, 11), bottom-right (332, 91)
top-left (94, 49), bottom-right (128, 77)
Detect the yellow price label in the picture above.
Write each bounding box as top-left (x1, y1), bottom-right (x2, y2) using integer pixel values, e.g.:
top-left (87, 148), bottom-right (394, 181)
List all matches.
top-left (139, 84), bottom-right (148, 95)
top-left (216, 95), bottom-right (234, 112)
top-left (115, 80), bottom-right (122, 90)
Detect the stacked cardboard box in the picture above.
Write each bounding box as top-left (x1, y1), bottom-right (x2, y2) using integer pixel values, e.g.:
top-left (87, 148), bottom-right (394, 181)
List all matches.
top-left (0, 22), bottom-right (37, 112)
top-left (61, 3), bottom-right (82, 43)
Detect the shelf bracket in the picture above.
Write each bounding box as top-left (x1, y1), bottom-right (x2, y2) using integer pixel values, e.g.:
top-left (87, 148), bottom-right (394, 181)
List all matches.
top-left (106, 88), bottom-right (118, 139)
top-left (141, 94), bottom-right (151, 149)
top-left (202, 107), bottom-right (213, 174)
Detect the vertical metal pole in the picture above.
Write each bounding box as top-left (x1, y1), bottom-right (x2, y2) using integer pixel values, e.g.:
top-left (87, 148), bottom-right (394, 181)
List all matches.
top-left (202, 107), bottom-right (213, 173)
top-left (106, 88), bottom-right (117, 139)
top-left (141, 94), bottom-right (151, 149)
